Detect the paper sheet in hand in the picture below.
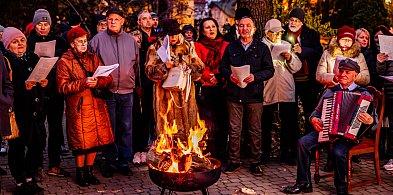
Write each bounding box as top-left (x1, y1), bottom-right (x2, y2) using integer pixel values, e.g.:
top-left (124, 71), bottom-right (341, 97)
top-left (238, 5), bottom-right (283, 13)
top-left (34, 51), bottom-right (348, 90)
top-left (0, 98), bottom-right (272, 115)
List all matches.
top-left (93, 64), bottom-right (119, 77)
top-left (379, 35), bottom-right (393, 61)
top-left (34, 40), bottom-right (56, 57)
top-left (157, 35), bottom-right (171, 63)
top-left (231, 65), bottom-right (250, 88)
top-left (333, 56), bottom-right (358, 75)
top-left (380, 75), bottom-right (393, 82)
top-left (271, 43), bottom-right (291, 60)
top-left (27, 57), bottom-right (58, 82)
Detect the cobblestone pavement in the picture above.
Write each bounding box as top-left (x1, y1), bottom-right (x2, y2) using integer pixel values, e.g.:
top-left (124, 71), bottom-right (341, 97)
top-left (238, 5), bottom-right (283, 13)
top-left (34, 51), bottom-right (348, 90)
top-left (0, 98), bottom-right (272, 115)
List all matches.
top-left (1, 151), bottom-right (393, 195)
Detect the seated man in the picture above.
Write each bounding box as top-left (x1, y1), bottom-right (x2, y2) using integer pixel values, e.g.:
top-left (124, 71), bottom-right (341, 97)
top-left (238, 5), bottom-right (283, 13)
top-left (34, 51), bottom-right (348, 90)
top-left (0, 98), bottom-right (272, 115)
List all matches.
top-left (283, 59), bottom-right (376, 195)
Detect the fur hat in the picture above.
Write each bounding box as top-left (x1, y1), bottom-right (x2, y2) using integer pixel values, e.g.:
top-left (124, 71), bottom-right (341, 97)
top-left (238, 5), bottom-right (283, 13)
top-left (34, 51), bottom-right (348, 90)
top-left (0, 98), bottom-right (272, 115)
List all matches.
top-left (33, 9), bottom-right (52, 26)
top-left (2, 27), bottom-right (26, 49)
top-left (159, 19), bottom-right (181, 36)
top-left (339, 58), bottom-right (360, 73)
top-left (235, 8), bottom-right (252, 20)
top-left (67, 27), bottom-right (88, 44)
top-left (289, 8), bottom-right (305, 23)
top-left (338, 25), bottom-right (356, 42)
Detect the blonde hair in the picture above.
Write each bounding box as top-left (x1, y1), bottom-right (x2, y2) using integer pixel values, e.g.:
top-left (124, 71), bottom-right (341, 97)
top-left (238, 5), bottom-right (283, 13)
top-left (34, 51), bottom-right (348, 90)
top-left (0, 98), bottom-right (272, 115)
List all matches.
top-left (355, 28), bottom-right (370, 48)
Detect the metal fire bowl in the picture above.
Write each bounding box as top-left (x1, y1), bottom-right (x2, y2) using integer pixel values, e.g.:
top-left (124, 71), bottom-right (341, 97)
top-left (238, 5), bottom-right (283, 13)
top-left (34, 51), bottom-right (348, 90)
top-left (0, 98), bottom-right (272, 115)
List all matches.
top-left (148, 158), bottom-right (222, 192)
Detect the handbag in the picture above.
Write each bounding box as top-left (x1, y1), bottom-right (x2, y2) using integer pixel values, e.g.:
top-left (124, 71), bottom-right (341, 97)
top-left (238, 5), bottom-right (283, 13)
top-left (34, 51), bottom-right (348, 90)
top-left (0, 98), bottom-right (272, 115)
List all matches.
top-left (162, 66), bottom-right (189, 91)
top-left (3, 108), bottom-right (20, 140)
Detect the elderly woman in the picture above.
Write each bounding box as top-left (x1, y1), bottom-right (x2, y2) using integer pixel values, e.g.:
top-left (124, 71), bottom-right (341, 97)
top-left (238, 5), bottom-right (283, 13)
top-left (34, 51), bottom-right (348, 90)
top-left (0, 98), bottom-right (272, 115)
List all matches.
top-left (2, 27), bottom-right (46, 194)
top-left (194, 18), bottom-right (229, 160)
top-left (56, 27), bottom-right (114, 187)
top-left (145, 19), bottom-right (204, 141)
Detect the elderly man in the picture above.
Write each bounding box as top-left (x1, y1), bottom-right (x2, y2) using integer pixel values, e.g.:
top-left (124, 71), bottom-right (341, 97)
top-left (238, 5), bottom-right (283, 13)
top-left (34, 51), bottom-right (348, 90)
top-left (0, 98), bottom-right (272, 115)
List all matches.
top-left (89, 7), bottom-right (139, 177)
top-left (220, 16), bottom-right (274, 176)
top-left (283, 59), bottom-right (375, 195)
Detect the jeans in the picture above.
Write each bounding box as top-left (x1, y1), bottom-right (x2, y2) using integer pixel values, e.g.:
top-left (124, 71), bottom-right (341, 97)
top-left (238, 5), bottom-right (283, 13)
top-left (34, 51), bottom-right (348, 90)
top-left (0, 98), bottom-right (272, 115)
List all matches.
top-left (104, 93), bottom-right (133, 167)
top-left (296, 131), bottom-right (352, 190)
top-left (227, 101), bottom-right (263, 164)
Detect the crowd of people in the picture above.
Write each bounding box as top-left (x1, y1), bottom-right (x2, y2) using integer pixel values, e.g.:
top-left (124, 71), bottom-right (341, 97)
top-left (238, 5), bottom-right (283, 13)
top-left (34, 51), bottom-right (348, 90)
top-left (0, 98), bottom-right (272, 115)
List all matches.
top-left (0, 5), bottom-right (393, 195)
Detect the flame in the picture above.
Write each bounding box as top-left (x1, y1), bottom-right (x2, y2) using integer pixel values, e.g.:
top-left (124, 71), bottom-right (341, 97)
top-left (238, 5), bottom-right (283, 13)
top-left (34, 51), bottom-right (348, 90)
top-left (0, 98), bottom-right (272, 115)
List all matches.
top-left (149, 99), bottom-right (209, 173)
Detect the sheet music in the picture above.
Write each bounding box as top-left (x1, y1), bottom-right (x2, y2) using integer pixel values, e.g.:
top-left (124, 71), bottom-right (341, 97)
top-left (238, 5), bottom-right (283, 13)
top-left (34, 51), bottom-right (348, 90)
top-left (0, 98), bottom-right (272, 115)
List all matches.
top-left (157, 35), bottom-right (171, 63)
top-left (379, 35), bottom-right (393, 61)
top-left (230, 65), bottom-right (250, 88)
top-left (380, 75), bottom-right (393, 82)
top-left (34, 40), bottom-right (56, 57)
top-left (27, 57), bottom-right (58, 82)
top-left (93, 64), bottom-right (119, 77)
top-left (271, 43), bottom-right (291, 60)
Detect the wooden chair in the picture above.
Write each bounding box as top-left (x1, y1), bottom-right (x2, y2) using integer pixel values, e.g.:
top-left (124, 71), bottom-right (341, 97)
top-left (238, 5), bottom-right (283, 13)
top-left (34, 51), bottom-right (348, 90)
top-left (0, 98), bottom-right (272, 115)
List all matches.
top-left (313, 86), bottom-right (384, 192)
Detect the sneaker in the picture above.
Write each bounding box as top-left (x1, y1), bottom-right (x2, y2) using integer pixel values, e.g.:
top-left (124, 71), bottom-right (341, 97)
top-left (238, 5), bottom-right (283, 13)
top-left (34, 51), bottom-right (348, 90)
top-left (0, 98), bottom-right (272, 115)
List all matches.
top-left (140, 152), bottom-right (147, 164)
top-left (48, 167), bottom-right (70, 177)
top-left (250, 163), bottom-right (263, 176)
top-left (132, 152), bottom-right (141, 164)
top-left (223, 163), bottom-right (240, 173)
top-left (35, 167), bottom-right (45, 182)
top-left (384, 159), bottom-right (393, 171)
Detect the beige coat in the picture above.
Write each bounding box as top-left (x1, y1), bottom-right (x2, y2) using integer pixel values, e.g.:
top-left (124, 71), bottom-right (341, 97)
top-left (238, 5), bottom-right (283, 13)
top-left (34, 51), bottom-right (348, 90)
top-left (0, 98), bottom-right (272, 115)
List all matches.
top-left (145, 35), bottom-right (204, 140)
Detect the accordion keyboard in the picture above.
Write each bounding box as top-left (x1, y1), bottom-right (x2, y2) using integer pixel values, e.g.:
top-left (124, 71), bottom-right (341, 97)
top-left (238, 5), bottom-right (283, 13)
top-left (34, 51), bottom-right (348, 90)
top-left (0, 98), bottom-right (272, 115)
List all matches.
top-left (318, 97), bottom-right (333, 142)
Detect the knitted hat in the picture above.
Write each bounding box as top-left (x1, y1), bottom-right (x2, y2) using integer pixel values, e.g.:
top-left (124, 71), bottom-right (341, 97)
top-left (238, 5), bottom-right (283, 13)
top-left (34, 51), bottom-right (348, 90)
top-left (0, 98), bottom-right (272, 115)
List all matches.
top-left (67, 27), bottom-right (88, 44)
top-left (0, 25), bottom-right (4, 32)
top-left (235, 8), bottom-right (252, 20)
top-left (2, 27), bottom-right (26, 49)
top-left (339, 58), bottom-right (360, 73)
top-left (337, 25), bottom-right (356, 42)
top-left (106, 7), bottom-right (123, 18)
top-left (288, 7), bottom-right (305, 23)
top-left (33, 9), bottom-right (52, 26)
top-left (265, 19), bottom-right (284, 32)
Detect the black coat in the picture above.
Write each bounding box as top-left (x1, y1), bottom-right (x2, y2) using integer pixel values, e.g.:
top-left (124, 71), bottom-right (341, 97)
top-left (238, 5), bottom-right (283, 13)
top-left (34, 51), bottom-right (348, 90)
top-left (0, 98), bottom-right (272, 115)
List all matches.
top-left (220, 38), bottom-right (274, 103)
top-left (377, 60), bottom-right (393, 99)
top-left (0, 51), bottom-right (13, 137)
top-left (283, 24), bottom-right (323, 83)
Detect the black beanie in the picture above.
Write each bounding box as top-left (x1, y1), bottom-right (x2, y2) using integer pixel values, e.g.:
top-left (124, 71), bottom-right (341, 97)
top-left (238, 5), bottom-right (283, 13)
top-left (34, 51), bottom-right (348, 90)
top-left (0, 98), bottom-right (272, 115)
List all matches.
top-left (288, 7), bottom-right (305, 23)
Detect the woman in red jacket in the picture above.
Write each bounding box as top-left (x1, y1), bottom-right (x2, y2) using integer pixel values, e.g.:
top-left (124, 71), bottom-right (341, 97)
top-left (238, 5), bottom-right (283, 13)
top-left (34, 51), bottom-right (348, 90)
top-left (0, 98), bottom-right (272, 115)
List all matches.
top-left (194, 18), bottom-right (229, 161)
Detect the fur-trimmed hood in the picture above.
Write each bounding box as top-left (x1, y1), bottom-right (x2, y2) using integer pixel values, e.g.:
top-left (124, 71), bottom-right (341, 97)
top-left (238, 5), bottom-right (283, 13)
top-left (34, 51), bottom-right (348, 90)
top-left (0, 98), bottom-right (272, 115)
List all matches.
top-left (328, 38), bottom-right (361, 58)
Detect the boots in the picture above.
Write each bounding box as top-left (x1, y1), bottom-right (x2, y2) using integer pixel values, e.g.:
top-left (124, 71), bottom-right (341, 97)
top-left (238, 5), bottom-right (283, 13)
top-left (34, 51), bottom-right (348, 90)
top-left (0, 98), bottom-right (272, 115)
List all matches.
top-left (76, 167), bottom-right (89, 187)
top-left (85, 165), bottom-right (100, 185)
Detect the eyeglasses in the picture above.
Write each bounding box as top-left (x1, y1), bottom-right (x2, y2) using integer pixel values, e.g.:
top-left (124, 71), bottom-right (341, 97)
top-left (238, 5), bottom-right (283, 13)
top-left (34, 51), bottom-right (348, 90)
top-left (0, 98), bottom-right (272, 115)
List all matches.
top-left (268, 31), bottom-right (283, 36)
top-left (107, 18), bottom-right (122, 23)
top-left (74, 39), bottom-right (88, 46)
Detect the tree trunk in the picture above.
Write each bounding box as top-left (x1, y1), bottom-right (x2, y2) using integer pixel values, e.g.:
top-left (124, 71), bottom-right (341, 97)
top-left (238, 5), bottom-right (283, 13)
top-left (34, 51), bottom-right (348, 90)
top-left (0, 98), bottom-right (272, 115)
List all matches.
top-left (237, 0), bottom-right (272, 37)
top-left (167, 0), bottom-right (194, 26)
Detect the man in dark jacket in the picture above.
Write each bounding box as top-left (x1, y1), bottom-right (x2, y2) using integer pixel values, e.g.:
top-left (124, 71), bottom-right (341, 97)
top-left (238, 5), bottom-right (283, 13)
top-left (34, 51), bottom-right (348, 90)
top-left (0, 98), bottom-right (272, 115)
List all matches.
top-left (220, 16), bottom-right (274, 176)
top-left (282, 7), bottom-right (323, 135)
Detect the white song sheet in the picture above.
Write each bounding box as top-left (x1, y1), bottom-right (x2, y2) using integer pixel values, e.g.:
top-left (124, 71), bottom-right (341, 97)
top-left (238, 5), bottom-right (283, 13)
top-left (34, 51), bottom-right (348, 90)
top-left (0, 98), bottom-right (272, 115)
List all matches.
top-left (34, 40), bottom-right (56, 57)
top-left (271, 43), bottom-right (291, 60)
top-left (230, 65), bottom-right (250, 88)
top-left (93, 64), bottom-right (119, 77)
top-left (157, 35), bottom-right (171, 63)
top-left (379, 35), bottom-right (393, 61)
top-left (27, 57), bottom-right (58, 82)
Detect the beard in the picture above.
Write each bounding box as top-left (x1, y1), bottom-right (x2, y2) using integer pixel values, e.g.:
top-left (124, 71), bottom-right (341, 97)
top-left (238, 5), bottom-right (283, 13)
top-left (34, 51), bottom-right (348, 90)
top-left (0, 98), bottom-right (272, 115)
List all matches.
top-left (289, 25), bottom-right (302, 33)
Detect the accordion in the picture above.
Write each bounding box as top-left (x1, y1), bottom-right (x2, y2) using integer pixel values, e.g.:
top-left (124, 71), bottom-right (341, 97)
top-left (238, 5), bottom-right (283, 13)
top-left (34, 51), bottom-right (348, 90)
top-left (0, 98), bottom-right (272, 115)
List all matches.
top-left (318, 91), bottom-right (373, 142)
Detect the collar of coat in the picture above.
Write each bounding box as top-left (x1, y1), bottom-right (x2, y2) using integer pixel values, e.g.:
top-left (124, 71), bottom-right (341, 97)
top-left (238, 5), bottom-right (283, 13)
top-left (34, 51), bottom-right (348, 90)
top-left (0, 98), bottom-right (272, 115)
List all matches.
top-left (328, 38), bottom-right (361, 58)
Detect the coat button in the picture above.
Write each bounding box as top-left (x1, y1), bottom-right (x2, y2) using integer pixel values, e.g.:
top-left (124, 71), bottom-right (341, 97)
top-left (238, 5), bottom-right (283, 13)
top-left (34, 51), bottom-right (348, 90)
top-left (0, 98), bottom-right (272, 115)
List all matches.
top-left (35, 98), bottom-right (39, 102)
top-left (28, 67), bottom-right (33, 71)
top-left (33, 112), bottom-right (37, 116)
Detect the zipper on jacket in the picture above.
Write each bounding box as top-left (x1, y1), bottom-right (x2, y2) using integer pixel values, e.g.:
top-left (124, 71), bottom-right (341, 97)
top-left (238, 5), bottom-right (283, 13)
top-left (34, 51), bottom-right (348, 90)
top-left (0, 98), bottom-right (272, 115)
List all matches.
top-left (116, 36), bottom-right (120, 93)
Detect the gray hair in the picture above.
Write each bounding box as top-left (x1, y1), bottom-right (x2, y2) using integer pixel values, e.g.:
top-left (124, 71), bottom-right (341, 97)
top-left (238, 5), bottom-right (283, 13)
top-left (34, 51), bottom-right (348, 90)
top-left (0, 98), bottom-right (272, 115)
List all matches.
top-left (138, 10), bottom-right (150, 20)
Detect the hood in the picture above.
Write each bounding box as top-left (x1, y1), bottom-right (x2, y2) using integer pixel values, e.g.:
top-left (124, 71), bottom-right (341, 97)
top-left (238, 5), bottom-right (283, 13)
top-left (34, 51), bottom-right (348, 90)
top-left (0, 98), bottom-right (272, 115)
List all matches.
top-left (328, 38), bottom-right (361, 58)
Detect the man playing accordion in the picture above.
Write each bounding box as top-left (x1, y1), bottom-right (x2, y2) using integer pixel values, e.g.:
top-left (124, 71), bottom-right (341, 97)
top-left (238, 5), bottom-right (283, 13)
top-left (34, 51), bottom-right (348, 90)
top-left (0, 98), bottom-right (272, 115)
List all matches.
top-left (283, 59), bottom-right (376, 195)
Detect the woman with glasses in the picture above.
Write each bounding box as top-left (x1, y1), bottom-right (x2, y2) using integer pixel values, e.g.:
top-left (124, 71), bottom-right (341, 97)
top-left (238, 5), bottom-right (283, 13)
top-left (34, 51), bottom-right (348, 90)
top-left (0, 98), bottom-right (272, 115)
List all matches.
top-left (56, 27), bottom-right (114, 187)
top-left (316, 25), bottom-right (370, 88)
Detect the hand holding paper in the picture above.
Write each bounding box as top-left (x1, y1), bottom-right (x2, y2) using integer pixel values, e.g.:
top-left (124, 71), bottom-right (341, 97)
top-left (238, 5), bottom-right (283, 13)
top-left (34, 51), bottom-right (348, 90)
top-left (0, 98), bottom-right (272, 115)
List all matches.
top-left (27, 57), bottom-right (59, 82)
top-left (271, 43), bottom-right (291, 60)
top-left (230, 65), bottom-right (250, 88)
top-left (378, 35), bottom-right (393, 61)
top-left (92, 64), bottom-right (119, 77)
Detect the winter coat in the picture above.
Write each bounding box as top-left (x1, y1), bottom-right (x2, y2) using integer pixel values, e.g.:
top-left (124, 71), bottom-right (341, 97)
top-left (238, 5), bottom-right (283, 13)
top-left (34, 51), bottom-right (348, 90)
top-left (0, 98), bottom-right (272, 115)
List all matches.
top-left (283, 24), bottom-right (323, 83)
top-left (194, 39), bottom-right (229, 86)
top-left (89, 29), bottom-right (139, 94)
top-left (4, 50), bottom-right (46, 146)
top-left (145, 35), bottom-right (204, 139)
top-left (0, 51), bottom-right (13, 137)
top-left (377, 60), bottom-right (393, 99)
top-left (262, 37), bottom-right (302, 105)
top-left (316, 38), bottom-right (370, 86)
top-left (219, 38), bottom-right (275, 103)
top-left (56, 50), bottom-right (114, 151)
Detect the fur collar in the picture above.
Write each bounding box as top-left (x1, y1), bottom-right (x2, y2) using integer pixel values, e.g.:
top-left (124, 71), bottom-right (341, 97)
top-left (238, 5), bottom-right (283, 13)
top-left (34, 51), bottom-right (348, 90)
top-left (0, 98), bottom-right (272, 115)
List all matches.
top-left (328, 38), bottom-right (361, 58)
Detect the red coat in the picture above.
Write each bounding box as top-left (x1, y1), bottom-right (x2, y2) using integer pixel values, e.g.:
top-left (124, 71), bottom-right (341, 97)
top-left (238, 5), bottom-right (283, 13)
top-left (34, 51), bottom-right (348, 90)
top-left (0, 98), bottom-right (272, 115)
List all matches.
top-left (56, 50), bottom-right (114, 151)
top-left (194, 40), bottom-right (229, 86)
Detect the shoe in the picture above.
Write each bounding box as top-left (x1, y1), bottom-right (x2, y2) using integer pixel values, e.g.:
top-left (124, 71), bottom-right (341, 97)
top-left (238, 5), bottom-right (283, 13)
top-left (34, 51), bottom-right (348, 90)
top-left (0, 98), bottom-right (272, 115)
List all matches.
top-left (85, 166), bottom-right (100, 185)
top-left (384, 159), bottom-right (393, 171)
top-left (48, 167), bottom-right (70, 177)
top-left (76, 167), bottom-right (89, 187)
top-left (35, 167), bottom-right (45, 182)
top-left (223, 163), bottom-right (240, 173)
top-left (132, 152), bottom-right (141, 164)
top-left (250, 163), bottom-right (263, 176)
top-left (0, 167), bottom-right (6, 175)
top-left (282, 183), bottom-right (313, 194)
top-left (140, 152), bottom-right (147, 164)
top-left (101, 163), bottom-right (114, 178)
top-left (118, 166), bottom-right (133, 176)
top-left (23, 181), bottom-right (44, 194)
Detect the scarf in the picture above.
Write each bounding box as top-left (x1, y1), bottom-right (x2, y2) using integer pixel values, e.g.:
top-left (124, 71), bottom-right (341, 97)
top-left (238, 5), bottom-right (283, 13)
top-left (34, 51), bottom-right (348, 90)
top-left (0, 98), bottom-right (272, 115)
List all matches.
top-left (198, 36), bottom-right (224, 69)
